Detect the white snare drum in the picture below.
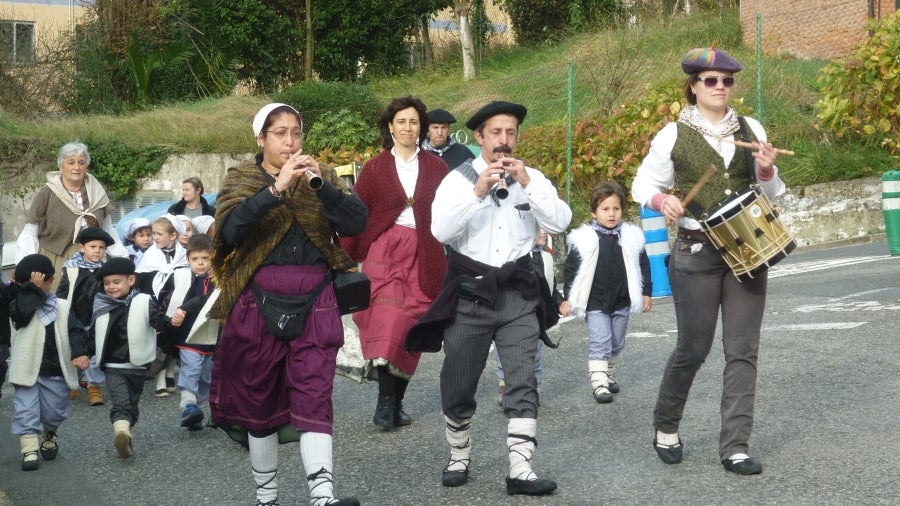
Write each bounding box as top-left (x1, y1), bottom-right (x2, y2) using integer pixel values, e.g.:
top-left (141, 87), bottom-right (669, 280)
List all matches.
top-left (700, 185), bottom-right (796, 280)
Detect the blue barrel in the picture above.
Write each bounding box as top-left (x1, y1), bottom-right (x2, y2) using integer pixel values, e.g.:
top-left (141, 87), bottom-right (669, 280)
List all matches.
top-left (883, 171), bottom-right (900, 255)
top-left (639, 207), bottom-right (672, 297)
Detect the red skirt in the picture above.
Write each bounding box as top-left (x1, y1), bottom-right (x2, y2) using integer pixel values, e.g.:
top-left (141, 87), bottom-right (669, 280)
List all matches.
top-left (353, 224), bottom-right (432, 376)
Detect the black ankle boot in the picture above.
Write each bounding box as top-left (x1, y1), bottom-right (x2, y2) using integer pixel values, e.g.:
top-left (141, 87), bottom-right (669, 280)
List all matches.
top-left (373, 395), bottom-right (396, 428)
top-left (394, 378), bottom-right (412, 426)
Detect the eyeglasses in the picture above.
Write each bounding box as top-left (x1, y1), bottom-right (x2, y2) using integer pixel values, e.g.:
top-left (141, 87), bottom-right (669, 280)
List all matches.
top-left (263, 128), bottom-right (303, 140)
top-left (694, 76), bottom-right (735, 88)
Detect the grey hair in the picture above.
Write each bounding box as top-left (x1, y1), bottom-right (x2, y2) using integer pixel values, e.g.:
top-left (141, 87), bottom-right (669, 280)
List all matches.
top-left (57, 142), bottom-right (91, 169)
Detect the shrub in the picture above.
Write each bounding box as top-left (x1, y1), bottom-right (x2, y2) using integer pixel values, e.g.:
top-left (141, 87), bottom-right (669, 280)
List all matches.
top-left (815, 12), bottom-right (900, 155)
top-left (86, 140), bottom-right (174, 200)
top-left (305, 109), bottom-right (379, 154)
top-left (274, 81), bottom-right (382, 135)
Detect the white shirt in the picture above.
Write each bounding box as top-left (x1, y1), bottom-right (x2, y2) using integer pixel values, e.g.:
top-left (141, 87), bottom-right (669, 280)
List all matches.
top-left (631, 110), bottom-right (785, 230)
top-left (393, 147), bottom-right (419, 229)
top-left (431, 156), bottom-right (572, 266)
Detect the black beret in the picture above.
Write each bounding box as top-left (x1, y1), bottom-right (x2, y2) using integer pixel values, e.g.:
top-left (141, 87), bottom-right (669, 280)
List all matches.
top-left (681, 47), bottom-right (743, 74)
top-left (14, 254), bottom-right (55, 284)
top-left (427, 109), bottom-right (457, 124)
top-left (77, 226), bottom-right (115, 246)
top-left (96, 257), bottom-right (135, 280)
top-left (465, 101), bottom-right (527, 131)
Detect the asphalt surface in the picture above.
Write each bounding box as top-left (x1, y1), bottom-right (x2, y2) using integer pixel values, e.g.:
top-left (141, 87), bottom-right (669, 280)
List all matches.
top-left (1, 241), bottom-right (899, 505)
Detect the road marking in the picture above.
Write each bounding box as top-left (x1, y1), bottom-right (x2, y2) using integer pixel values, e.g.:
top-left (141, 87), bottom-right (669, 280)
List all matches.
top-left (768, 256), bottom-right (892, 278)
top-left (763, 322), bottom-right (867, 331)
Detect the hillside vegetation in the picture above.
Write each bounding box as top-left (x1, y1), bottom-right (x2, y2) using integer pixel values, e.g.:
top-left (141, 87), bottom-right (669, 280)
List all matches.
top-left (0, 7), bottom-right (894, 212)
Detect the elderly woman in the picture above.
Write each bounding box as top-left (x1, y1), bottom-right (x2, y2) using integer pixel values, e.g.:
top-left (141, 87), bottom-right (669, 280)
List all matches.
top-left (210, 103), bottom-right (365, 506)
top-left (167, 176), bottom-right (216, 219)
top-left (340, 96), bottom-right (448, 429)
top-left (16, 142), bottom-right (125, 287)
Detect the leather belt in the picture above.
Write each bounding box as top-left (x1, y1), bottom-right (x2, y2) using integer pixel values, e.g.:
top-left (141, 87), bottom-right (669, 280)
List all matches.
top-left (677, 227), bottom-right (709, 243)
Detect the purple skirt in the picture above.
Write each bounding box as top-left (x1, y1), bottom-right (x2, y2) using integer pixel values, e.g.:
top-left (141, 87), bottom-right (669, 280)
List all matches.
top-left (209, 264), bottom-right (343, 435)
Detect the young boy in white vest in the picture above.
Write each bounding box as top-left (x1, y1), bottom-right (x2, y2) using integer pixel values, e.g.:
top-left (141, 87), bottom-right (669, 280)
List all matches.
top-left (560, 181), bottom-right (652, 404)
top-left (149, 234), bottom-right (218, 431)
top-left (8, 254), bottom-right (86, 470)
top-left (90, 257), bottom-right (157, 458)
top-left (57, 226), bottom-right (115, 406)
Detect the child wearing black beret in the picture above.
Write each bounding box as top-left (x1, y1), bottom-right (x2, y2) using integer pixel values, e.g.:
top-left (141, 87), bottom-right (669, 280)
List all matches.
top-left (57, 226), bottom-right (115, 406)
top-left (90, 256), bottom-right (157, 459)
top-left (8, 254), bottom-right (86, 470)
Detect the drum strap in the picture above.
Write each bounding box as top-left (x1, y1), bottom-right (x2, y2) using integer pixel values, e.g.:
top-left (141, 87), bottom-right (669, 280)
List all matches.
top-left (737, 117), bottom-right (758, 185)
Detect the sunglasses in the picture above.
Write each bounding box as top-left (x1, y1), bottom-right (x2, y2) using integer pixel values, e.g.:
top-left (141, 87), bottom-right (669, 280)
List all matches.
top-left (694, 75), bottom-right (735, 88)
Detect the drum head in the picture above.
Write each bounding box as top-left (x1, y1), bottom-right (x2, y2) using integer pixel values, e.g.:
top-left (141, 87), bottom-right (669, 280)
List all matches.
top-left (705, 187), bottom-right (760, 226)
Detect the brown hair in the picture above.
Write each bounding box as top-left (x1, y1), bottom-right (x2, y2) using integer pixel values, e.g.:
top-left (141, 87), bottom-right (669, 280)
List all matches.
top-left (683, 74), bottom-right (698, 105)
top-left (589, 180), bottom-right (627, 212)
top-left (183, 176), bottom-right (204, 195)
top-left (379, 96), bottom-right (428, 149)
top-left (186, 233), bottom-right (213, 256)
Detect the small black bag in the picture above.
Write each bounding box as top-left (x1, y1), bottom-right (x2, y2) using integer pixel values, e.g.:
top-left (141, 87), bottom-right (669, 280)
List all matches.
top-left (332, 270), bottom-right (370, 315)
top-left (251, 275), bottom-right (330, 341)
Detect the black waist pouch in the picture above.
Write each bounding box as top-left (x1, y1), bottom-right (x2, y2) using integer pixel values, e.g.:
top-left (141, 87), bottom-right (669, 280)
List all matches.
top-left (251, 275), bottom-right (330, 341)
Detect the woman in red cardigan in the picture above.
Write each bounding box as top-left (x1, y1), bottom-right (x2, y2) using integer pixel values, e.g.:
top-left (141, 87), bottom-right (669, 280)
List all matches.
top-left (340, 96), bottom-right (449, 429)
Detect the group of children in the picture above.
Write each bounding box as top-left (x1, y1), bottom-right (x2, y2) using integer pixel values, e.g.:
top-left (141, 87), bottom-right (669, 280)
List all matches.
top-left (6, 211), bottom-right (219, 470)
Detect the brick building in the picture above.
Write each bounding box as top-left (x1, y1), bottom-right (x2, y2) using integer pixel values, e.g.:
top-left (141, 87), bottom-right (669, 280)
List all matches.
top-left (740, 0), bottom-right (897, 59)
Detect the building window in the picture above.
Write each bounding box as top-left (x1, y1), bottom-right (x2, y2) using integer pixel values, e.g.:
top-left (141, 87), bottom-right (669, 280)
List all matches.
top-left (0, 20), bottom-right (36, 65)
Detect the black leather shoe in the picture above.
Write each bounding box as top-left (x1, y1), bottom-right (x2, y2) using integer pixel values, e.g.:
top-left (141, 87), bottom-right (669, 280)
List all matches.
top-left (592, 386), bottom-right (614, 404)
top-left (373, 396), bottom-right (396, 428)
top-left (607, 379), bottom-right (620, 394)
top-left (653, 435), bottom-right (683, 464)
top-left (394, 402), bottom-right (412, 426)
top-left (505, 477), bottom-right (557, 496)
top-left (329, 498), bottom-right (360, 506)
top-left (441, 469), bottom-right (469, 487)
top-left (722, 457), bottom-right (763, 475)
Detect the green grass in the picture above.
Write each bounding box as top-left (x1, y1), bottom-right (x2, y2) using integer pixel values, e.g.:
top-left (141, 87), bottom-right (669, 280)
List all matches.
top-left (0, 7), bottom-right (894, 188)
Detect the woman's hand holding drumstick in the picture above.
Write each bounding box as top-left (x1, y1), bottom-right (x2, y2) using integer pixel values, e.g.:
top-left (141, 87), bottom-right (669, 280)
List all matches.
top-left (723, 138), bottom-right (794, 156)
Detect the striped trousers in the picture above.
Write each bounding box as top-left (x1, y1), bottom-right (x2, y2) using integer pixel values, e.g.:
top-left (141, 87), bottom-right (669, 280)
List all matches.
top-left (440, 289), bottom-right (541, 422)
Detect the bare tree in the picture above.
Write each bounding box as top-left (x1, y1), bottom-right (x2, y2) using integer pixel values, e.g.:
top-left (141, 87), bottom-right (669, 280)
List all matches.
top-left (305, 0), bottom-right (314, 79)
top-left (455, 0), bottom-right (476, 80)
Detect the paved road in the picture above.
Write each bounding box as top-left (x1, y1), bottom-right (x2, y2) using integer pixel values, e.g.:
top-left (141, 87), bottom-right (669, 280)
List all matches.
top-left (1, 241), bottom-right (899, 505)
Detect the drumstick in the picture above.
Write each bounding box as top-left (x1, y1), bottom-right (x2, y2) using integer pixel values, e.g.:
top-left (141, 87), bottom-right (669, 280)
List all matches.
top-left (681, 164), bottom-right (718, 208)
top-left (723, 138), bottom-right (795, 156)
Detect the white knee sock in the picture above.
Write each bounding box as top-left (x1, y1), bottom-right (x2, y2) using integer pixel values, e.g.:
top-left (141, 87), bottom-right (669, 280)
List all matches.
top-left (608, 355), bottom-right (620, 381)
top-left (507, 417), bottom-right (539, 481)
top-left (155, 369), bottom-right (167, 391)
top-left (180, 390), bottom-right (197, 411)
top-left (249, 433), bottom-right (279, 504)
top-left (656, 430), bottom-right (680, 446)
top-left (301, 432), bottom-right (338, 506)
top-left (444, 415), bottom-right (472, 472)
top-left (588, 360), bottom-right (611, 391)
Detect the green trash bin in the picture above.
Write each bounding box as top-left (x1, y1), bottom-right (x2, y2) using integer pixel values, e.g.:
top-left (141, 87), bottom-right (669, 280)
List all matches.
top-left (883, 171), bottom-right (900, 255)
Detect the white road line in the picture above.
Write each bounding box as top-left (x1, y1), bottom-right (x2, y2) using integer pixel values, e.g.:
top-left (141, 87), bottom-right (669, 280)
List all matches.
top-left (768, 256), bottom-right (892, 278)
top-left (763, 322), bottom-right (867, 331)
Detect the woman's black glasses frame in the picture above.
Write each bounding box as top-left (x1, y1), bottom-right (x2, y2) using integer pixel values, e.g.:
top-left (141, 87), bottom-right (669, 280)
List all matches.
top-left (695, 76), bottom-right (735, 88)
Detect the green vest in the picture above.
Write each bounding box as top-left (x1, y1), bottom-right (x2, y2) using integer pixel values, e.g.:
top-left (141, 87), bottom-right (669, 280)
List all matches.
top-left (671, 119), bottom-right (759, 217)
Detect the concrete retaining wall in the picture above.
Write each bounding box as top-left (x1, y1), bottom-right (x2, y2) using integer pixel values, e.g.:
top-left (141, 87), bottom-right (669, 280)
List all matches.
top-left (0, 153), bottom-right (890, 252)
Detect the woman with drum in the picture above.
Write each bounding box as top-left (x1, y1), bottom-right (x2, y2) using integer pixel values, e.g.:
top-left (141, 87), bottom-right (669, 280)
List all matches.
top-left (631, 46), bottom-right (785, 475)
